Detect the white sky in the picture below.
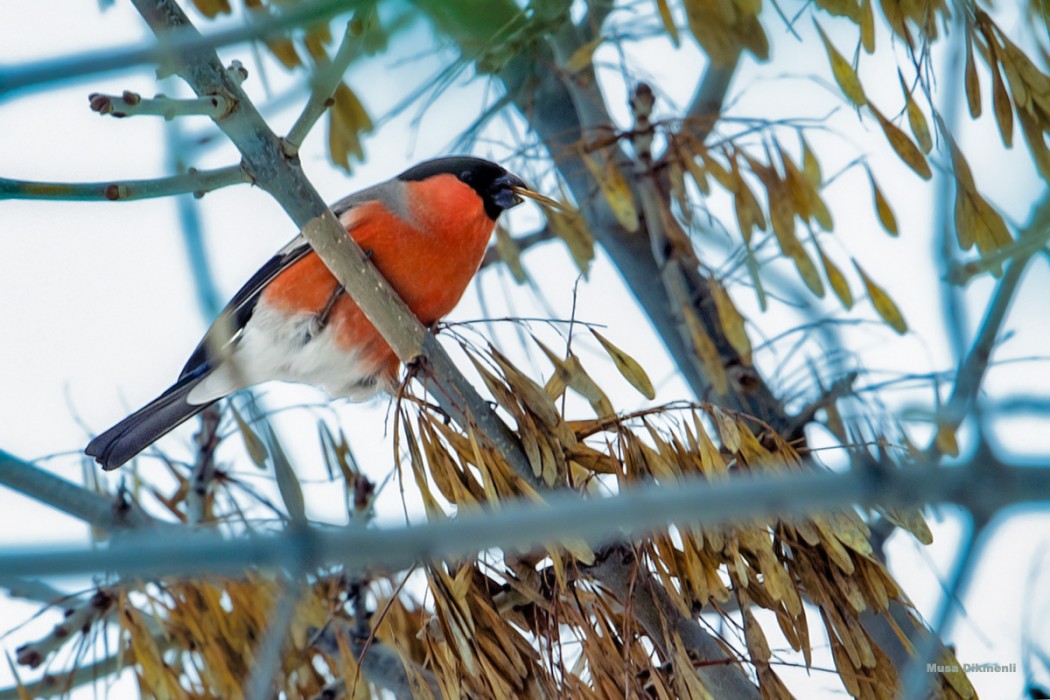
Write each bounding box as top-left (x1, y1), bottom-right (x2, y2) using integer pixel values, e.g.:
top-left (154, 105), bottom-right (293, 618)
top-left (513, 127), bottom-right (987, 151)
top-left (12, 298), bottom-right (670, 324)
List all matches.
top-left (1, 1), bottom-right (1049, 698)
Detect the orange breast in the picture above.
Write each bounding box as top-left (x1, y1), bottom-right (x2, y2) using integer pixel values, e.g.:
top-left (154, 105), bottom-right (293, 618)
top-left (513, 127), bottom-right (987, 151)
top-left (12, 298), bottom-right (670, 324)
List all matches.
top-left (260, 178), bottom-right (495, 381)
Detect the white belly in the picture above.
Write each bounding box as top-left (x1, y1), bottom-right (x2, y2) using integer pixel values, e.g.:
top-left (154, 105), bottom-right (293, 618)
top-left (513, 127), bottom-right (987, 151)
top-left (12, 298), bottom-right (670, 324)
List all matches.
top-left (186, 302), bottom-right (385, 404)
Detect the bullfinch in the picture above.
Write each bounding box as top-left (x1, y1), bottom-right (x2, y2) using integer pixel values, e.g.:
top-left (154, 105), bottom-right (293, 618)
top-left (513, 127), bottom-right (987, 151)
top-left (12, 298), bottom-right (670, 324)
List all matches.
top-left (86, 156), bottom-right (527, 470)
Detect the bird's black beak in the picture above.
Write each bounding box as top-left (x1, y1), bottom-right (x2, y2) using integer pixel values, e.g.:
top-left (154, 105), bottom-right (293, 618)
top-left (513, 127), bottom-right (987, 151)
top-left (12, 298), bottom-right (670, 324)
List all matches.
top-left (489, 172), bottom-right (527, 213)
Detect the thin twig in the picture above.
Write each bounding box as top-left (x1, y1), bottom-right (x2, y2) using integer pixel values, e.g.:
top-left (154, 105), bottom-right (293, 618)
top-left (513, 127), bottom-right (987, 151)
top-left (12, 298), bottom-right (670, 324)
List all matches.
top-left (284, 21), bottom-right (358, 155)
top-left (0, 164), bottom-right (249, 202)
top-left (0, 449), bottom-right (171, 532)
top-left (900, 519), bottom-right (988, 700)
top-left (89, 90), bottom-right (231, 119)
top-left (0, 0), bottom-right (363, 97)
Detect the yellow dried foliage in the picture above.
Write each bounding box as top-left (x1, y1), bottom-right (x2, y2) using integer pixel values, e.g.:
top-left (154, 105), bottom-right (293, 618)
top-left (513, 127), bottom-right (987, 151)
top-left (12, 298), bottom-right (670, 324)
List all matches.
top-left (655, 0), bottom-right (680, 46)
top-left (546, 205), bottom-right (595, 277)
top-left (869, 103), bottom-right (932, 179)
top-left (852, 260), bottom-right (908, 334)
top-left (865, 169), bottom-right (898, 236)
top-left (941, 123), bottom-right (1013, 260)
top-left (30, 338), bottom-right (958, 700)
top-left (815, 21), bottom-right (868, 106)
top-left (710, 280), bottom-right (753, 363)
top-left (899, 73), bottom-right (934, 153)
top-left (581, 150), bottom-right (640, 232)
top-left (818, 245), bottom-right (854, 310)
top-left (683, 0), bottom-right (768, 67)
top-left (590, 328), bottom-right (657, 399)
top-left (494, 224), bottom-right (528, 283)
top-left (191, 0), bottom-right (231, 18)
top-left (328, 82), bottom-right (373, 171)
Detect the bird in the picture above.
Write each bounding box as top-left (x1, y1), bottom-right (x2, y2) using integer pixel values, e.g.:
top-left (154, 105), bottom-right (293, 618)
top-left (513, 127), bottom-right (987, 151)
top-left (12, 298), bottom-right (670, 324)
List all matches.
top-left (86, 156), bottom-right (527, 470)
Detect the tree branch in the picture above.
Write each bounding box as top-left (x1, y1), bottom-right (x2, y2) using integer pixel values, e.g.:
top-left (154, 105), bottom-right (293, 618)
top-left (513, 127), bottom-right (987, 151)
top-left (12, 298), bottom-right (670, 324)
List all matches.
top-left (589, 545), bottom-right (760, 700)
top-left (0, 0), bottom-right (363, 97)
top-left (0, 449), bottom-right (170, 531)
top-left (0, 164), bottom-right (249, 202)
top-left (310, 618), bottom-right (442, 700)
top-left (284, 20), bottom-right (358, 155)
top-left (478, 225), bottom-right (554, 270)
top-left (933, 197), bottom-right (1050, 452)
top-left (1, 455), bottom-right (1046, 580)
top-left (89, 90), bottom-right (232, 119)
top-left (683, 60), bottom-right (737, 144)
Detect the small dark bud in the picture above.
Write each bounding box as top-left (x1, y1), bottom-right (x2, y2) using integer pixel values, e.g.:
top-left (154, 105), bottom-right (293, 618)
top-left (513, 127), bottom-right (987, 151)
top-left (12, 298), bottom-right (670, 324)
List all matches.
top-left (121, 90), bottom-right (140, 105)
top-left (16, 646), bottom-right (43, 669)
top-left (89, 93), bottom-right (112, 114)
top-left (53, 625), bottom-right (69, 639)
top-left (103, 184), bottom-right (122, 200)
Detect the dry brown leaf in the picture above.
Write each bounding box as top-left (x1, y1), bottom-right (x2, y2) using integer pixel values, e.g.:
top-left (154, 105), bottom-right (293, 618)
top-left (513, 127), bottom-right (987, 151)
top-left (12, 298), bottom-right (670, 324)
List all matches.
top-left (943, 131), bottom-right (1012, 257)
top-left (265, 36), bottom-right (302, 68)
top-left (230, 404), bottom-right (268, 468)
top-left (710, 281), bottom-right (752, 362)
top-left (965, 31), bottom-right (981, 118)
top-left (564, 36), bottom-right (601, 73)
top-left (581, 150), bottom-right (640, 232)
top-left (899, 72), bottom-right (933, 153)
top-left (801, 136), bottom-right (823, 187)
top-left (815, 20), bottom-right (868, 106)
top-left (869, 104), bottom-right (932, 179)
top-left (494, 225), bottom-right (527, 284)
top-left (818, 247), bottom-right (854, 310)
top-left (860, 0), bottom-right (875, 52)
top-left (682, 305), bottom-right (728, 395)
top-left (590, 328), bottom-right (657, 399)
top-left (868, 170), bottom-right (898, 236)
top-left (990, 54), bottom-right (1014, 147)
top-left (192, 0), bottom-right (231, 18)
top-left (853, 260), bottom-right (908, 334)
top-left (656, 0), bottom-right (680, 46)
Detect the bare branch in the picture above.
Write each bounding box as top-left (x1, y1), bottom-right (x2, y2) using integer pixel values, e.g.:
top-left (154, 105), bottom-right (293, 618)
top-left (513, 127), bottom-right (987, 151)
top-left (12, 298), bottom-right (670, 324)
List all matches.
top-left (0, 449), bottom-right (171, 531)
top-left (284, 20), bottom-right (358, 155)
top-left (933, 198), bottom-right (1050, 451)
top-left (0, 164), bottom-right (249, 202)
top-left (589, 545), bottom-right (760, 700)
top-left (88, 90), bottom-right (232, 119)
top-left (683, 60), bottom-right (738, 144)
top-left (0, 577), bottom-right (75, 606)
top-left (0, 0), bottom-right (360, 97)
top-left (311, 618), bottom-right (442, 700)
top-left (478, 225), bottom-right (554, 270)
top-left (1, 456), bottom-right (1047, 581)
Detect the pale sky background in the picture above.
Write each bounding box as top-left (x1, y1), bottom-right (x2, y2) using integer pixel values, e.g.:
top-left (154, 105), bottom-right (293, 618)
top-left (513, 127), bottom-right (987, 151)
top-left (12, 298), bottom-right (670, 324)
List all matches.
top-left (1, 1), bottom-right (1049, 698)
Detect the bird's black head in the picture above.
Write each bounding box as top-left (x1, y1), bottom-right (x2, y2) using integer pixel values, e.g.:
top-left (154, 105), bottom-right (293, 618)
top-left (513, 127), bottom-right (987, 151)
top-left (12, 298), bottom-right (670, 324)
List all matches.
top-left (398, 156), bottom-right (527, 220)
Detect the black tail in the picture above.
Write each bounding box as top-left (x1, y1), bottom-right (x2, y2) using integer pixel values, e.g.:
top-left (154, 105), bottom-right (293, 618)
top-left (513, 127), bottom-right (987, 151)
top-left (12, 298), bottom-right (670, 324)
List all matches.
top-left (86, 375), bottom-right (212, 471)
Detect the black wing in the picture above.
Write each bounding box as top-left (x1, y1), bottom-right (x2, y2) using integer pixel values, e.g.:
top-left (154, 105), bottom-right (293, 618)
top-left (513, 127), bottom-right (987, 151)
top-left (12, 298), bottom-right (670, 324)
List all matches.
top-left (177, 190), bottom-right (384, 381)
top-left (178, 236), bottom-right (312, 381)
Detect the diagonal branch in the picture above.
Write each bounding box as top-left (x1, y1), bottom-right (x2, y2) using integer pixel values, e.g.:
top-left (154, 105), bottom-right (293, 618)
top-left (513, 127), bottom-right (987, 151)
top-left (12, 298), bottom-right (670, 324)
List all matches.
top-left (932, 196), bottom-right (1050, 454)
top-left (284, 20), bottom-right (359, 155)
top-left (0, 449), bottom-right (171, 532)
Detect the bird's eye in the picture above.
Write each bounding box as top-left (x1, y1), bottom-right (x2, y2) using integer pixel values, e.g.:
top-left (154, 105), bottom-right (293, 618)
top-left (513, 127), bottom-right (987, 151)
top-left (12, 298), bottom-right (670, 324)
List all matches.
top-left (460, 170), bottom-right (473, 182)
